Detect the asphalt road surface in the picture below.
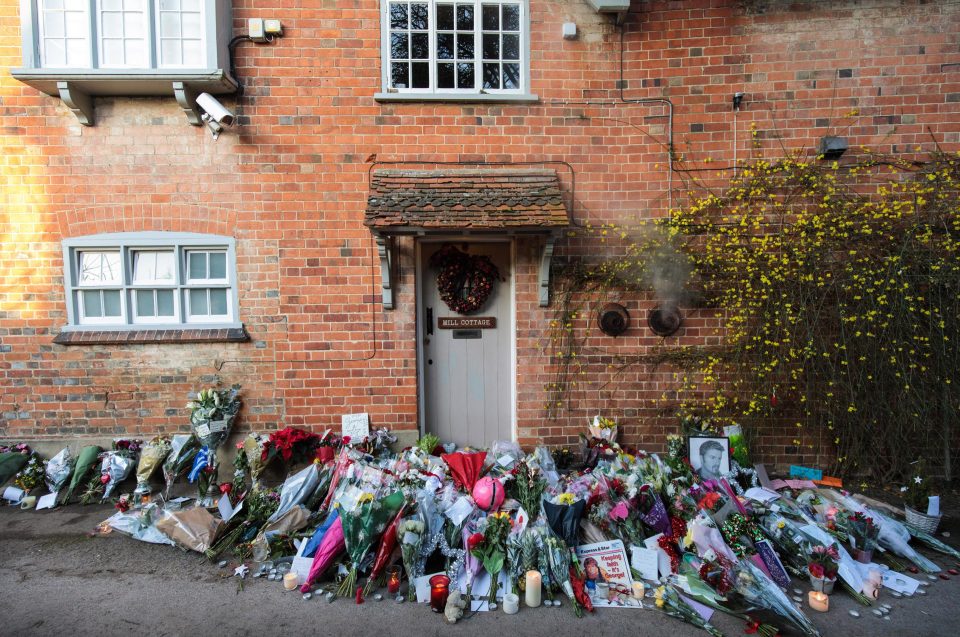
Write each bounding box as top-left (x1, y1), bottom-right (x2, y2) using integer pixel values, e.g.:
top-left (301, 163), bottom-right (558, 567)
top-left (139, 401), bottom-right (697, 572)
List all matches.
top-left (1, 503), bottom-right (957, 637)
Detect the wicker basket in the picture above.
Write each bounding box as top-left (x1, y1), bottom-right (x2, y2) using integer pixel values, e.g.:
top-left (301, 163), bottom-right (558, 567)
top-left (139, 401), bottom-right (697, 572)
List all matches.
top-left (905, 505), bottom-right (941, 534)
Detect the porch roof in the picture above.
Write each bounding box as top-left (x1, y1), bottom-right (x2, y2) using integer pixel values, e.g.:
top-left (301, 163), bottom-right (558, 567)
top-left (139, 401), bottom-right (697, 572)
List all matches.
top-left (364, 168), bottom-right (569, 233)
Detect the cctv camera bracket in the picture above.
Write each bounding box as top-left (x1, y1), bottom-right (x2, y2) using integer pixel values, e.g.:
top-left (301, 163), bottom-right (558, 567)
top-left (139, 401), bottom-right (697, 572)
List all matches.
top-left (201, 113), bottom-right (224, 140)
top-left (173, 81), bottom-right (203, 126)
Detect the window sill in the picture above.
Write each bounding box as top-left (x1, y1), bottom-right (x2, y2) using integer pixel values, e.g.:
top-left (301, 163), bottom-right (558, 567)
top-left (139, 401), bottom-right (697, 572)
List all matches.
top-left (53, 326), bottom-right (250, 346)
top-left (10, 69), bottom-right (238, 126)
top-left (374, 92), bottom-right (539, 104)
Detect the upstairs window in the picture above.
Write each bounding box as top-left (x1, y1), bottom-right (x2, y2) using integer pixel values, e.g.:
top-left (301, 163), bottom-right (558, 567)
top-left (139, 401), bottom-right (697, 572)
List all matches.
top-left (380, 0), bottom-right (529, 97)
top-left (62, 233), bottom-right (238, 329)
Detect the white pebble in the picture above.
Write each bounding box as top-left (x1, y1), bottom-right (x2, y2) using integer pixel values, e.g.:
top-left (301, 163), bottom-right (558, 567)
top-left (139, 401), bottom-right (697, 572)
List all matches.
top-left (793, 596), bottom-right (803, 603)
top-left (302, 593), bottom-right (312, 600)
top-left (891, 591), bottom-right (903, 598)
top-left (849, 610), bottom-right (861, 618)
top-left (374, 594), bottom-right (383, 601)
top-left (793, 588), bottom-right (803, 595)
top-left (872, 609), bottom-right (883, 617)
top-left (883, 616), bottom-right (891, 621)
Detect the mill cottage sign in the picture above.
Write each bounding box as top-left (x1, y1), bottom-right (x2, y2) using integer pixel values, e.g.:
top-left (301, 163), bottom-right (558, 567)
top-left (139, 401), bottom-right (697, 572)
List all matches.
top-left (438, 317), bottom-right (497, 329)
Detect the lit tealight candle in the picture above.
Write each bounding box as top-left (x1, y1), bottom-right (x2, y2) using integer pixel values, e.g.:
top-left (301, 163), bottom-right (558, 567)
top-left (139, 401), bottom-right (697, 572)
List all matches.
top-left (632, 581), bottom-right (645, 600)
top-left (283, 572), bottom-right (299, 591)
top-left (808, 590), bottom-right (829, 612)
top-left (525, 570), bottom-right (542, 608)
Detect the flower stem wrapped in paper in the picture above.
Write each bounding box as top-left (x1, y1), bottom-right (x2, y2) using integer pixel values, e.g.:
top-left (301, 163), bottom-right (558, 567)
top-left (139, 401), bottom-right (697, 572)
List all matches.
top-left (44, 448), bottom-right (75, 502)
top-left (62, 445), bottom-right (101, 504)
top-left (470, 512), bottom-right (511, 604)
top-left (398, 513), bottom-right (426, 600)
top-left (82, 439), bottom-right (141, 503)
top-left (364, 505), bottom-right (406, 596)
top-left (588, 414), bottom-right (618, 443)
top-left (337, 490), bottom-right (406, 599)
top-left (734, 558), bottom-right (822, 637)
top-left (0, 444), bottom-right (31, 488)
top-left (653, 583), bottom-right (723, 637)
top-left (300, 511), bottom-right (346, 592)
top-left (134, 436), bottom-right (172, 501)
top-left (162, 434), bottom-right (198, 499)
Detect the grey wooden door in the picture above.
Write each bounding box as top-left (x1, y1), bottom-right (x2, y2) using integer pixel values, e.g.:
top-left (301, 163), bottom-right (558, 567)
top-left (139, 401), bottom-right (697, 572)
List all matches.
top-left (420, 242), bottom-right (512, 447)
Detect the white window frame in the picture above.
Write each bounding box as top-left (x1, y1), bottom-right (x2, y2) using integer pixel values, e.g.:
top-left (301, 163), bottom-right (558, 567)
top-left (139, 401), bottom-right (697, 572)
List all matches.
top-left (29, 0), bottom-right (212, 70)
top-left (37, 0), bottom-right (93, 68)
top-left (96, 0), bottom-right (150, 69)
top-left (62, 232), bottom-right (240, 331)
top-left (378, 0), bottom-right (532, 100)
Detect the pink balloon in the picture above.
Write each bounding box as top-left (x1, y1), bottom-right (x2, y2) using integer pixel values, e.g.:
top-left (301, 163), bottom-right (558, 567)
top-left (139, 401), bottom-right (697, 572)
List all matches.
top-left (472, 476), bottom-right (505, 512)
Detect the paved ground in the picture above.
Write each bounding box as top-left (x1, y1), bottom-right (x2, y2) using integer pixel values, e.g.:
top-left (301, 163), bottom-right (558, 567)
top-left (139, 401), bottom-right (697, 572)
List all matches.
top-left (1, 502), bottom-right (958, 637)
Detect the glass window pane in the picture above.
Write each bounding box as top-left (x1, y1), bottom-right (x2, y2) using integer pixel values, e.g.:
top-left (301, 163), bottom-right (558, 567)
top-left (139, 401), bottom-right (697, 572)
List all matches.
top-left (457, 62), bottom-right (474, 88)
top-left (502, 4), bottom-right (520, 31)
top-left (65, 0), bottom-right (85, 9)
top-left (502, 34), bottom-right (519, 60)
top-left (208, 252), bottom-right (226, 279)
top-left (411, 62), bottom-right (430, 88)
top-left (503, 63), bottom-right (520, 89)
top-left (102, 290), bottom-right (122, 316)
top-left (436, 4), bottom-right (454, 30)
top-left (81, 290), bottom-right (102, 317)
top-left (66, 39), bottom-right (88, 66)
top-left (188, 252), bottom-right (206, 279)
top-left (456, 5), bottom-right (473, 29)
top-left (125, 40), bottom-right (145, 66)
top-left (482, 4), bottom-right (499, 30)
top-left (125, 12), bottom-right (144, 38)
top-left (182, 12), bottom-right (201, 38)
top-left (182, 39), bottom-right (202, 63)
top-left (102, 12), bottom-right (123, 37)
top-left (44, 40), bottom-right (66, 66)
top-left (45, 0), bottom-right (64, 10)
top-left (157, 290), bottom-right (175, 316)
top-left (483, 63), bottom-right (500, 89)
top-left (122, 0), bottom-right (139, 10)
top-left (410, 3), bottom-right (428, 30)
top-left (44, 13), bottom-right (65, 38)
top-left (159, 0), bottom-right (179, 10)
top-left (437, 63), bottom-right (455, 88)
top-left (411, 33), bottom-right (429, 59)
top-left (389, 3), bottom-right (408, 29)
top-left (160, 12), bottom-right (180, 37)
top-left (102, 39), bottom-right (124, 65)
top-left (482, 34), bottom-right (498, 59)
top-left (79, 252), bottom-right (121, 285)
top-left (391, 33), bottom-right (409, 59)
top-left (65, 11), bottom-right (87, 37)
top-left (181, 0), bottom-right (200, 9)
top-left (136, 290), bottom-right (155, 316)
top-left (391, 62), bottom-right (410, 88)
top-left (457, 33), bottom-right (473, 59)
top-left (189, 289), bottom-right (208, 315)
top-left (437, 33), bottom-right (454, 59)
top-left (161, 39), bottom-right (181, 65)
top-left (210, 289), bottom-right (228, 315)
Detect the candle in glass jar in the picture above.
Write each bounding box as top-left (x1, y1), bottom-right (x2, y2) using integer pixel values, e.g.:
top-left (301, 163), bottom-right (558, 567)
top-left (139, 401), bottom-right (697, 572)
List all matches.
top-left (632, 581), bottom-right (645, 600)
top-left (502, 593), bottom-right (520, 614)
top-left (525, 570), bottom-right (542, 607)
top-left (387, 566), bottom-right (402, 595)
top-left (283, 572), bottom-right (299, 591)
top-left (808, 591), bottom-right (829, 612)
top-left (429, 574), bottom-right (450, 613)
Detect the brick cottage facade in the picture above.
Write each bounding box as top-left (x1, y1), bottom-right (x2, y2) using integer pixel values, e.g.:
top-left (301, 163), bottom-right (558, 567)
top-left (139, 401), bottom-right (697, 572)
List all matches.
top-left (1, 0), bottom-right (958, 469)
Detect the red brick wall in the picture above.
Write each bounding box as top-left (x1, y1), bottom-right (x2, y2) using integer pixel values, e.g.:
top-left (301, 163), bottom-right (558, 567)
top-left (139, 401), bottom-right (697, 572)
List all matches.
top-left (1, 0), bottom-right (958, 470)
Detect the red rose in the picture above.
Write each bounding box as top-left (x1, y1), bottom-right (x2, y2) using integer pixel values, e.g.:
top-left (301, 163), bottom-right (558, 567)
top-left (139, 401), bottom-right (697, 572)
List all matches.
top-left (100, 474), bottom-right (111, 485)
top-left (808, 563), bottom-right (825, 579)
top-left (467, 532), bottom-right (485, 551)
top-left (219, 483), bottom-right (233, 495)
top-left (342, 436), bottom-right (352, 445)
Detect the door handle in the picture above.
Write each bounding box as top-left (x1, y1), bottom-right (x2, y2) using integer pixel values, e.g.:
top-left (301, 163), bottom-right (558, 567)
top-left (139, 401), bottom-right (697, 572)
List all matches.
top-left (426, 307), bottom-right (433, 335)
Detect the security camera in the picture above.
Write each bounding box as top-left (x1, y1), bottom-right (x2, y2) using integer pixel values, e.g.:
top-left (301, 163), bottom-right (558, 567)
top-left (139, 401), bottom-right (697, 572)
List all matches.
top-left (196, 92), bottom-right (235, 139)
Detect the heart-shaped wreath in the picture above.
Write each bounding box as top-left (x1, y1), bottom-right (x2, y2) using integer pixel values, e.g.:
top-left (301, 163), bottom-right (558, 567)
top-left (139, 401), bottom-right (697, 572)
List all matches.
top-left (429, 245), bottom-right (501, 315)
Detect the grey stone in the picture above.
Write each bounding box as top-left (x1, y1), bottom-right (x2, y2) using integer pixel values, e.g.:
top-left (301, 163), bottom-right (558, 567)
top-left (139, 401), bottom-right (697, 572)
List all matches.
top-left (849, 610), bottom-right (861, 618)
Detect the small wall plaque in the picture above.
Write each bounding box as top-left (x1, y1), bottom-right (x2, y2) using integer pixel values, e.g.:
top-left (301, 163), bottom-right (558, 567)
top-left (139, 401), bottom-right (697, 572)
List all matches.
top-left (438, 317), bottom-right (496, 329)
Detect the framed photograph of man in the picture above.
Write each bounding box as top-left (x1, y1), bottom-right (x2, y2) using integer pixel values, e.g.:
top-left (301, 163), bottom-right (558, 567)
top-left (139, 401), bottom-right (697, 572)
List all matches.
top-left (688, 436), bottom-right (731, 481)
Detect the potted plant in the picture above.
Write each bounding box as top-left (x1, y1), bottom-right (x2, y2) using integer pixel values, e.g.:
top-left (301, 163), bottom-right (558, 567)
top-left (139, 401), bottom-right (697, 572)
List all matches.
top-left (844, 511), bottom-right (879, 563)
top-left (807, 545), bottom-right (839, 594)
top-left (901, 459), bottom-right (941, 533)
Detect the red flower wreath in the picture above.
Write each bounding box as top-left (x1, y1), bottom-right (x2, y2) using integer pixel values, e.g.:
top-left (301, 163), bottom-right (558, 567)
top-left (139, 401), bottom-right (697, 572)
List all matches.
top-left (429, 245), bottom-right (501, 315)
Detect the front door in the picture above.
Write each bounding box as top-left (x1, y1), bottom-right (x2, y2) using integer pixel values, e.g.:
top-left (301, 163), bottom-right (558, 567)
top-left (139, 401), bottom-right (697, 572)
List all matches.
top-left (419, 241), bottom-right (513, 447)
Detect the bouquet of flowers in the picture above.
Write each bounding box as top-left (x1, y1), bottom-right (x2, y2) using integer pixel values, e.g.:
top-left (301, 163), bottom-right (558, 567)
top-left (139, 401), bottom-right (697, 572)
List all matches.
top-left (509, 457), bottom-right (547, 522)
top-left (901, 458), bottom-right (937, 514)
top-left (162, 434), bottom-right (198, 498)
top-left (81, 439), bottom-right (142, 504)
top-left (842, 510), bottom-right (879, 559)
top-left (242, 433), bottom-right (269, 490)
top-left (337, 490), bottom-right (406, 599)
top-left (0, 443), bottom-right (31, 487)
top-left (807, 544), bottom-right (839, 584)
top-left (653, 583), bottom-right (724, 637)
top-left (266, 463), bottom-right (322, 523)
top-left (62, 445), bottom-right (101, 504)
top-left (262, 426), bottom-right (320, 469)
top-left (300, 510), bottom-right (346, 592)
top-left (364, 505), bottom-right (406, 595)
top-left (44, 447), bottom-right (75, 499)
top-left (12, 453), bottom-right (45, 494)
top-left (587, 414), bottom-right (618, 442)
top-left (188, 385), bottom-right (241, 506)
top-left (134, 436), bottom-right (172, 500)
top-left (734, 558), bottom-right (822, 637)
top-left (398, 514), bottom-right (426, 600)
top-left (469, 512), bottom-right (511, 604)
